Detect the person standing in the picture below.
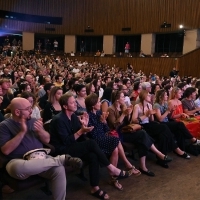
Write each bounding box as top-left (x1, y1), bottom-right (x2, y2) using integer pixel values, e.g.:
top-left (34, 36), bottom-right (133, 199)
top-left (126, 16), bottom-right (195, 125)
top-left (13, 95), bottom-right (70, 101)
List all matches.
top-left (124, 42), bottom-right (130, 54)
top-left (53, 40), bottom-right (58, 52)
top-left (80, 41), bottom-right (85, 52)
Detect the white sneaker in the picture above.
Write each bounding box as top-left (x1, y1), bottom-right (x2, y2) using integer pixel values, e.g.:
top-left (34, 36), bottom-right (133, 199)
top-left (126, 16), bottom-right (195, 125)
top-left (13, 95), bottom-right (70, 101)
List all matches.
top-left (193, 139), bottom-right (200, 145)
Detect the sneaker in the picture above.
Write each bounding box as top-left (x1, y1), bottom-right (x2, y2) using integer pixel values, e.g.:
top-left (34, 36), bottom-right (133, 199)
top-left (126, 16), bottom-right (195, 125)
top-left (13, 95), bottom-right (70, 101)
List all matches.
top-left (65, 154), bottom-right (83, 169)
top-left (193, 139), bottom-right (200, 145)
top-left (177, 152), bottom-right (190, 159)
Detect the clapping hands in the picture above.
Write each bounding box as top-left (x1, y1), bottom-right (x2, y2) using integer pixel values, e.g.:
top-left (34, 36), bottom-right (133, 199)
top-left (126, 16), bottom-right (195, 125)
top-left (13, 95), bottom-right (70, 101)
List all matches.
top-left (34, 119), bottom-right (44, 132)
top-left (78, 112), bottom-right (94, 134)
top-left (100, 112), bottom-right (109, 123)
top-left (123, 105), bottom-right (133, 116)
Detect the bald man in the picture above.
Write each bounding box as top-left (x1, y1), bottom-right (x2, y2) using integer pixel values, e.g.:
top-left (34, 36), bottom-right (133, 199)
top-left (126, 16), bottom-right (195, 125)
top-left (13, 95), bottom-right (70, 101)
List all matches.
top-left (0, 97), bottom-right (82, 200)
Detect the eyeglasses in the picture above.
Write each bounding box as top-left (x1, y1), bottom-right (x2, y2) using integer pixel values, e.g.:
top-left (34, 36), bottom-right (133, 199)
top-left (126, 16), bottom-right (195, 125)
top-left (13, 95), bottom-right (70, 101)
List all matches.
top-left (18, 106), bottom-right (32, 112)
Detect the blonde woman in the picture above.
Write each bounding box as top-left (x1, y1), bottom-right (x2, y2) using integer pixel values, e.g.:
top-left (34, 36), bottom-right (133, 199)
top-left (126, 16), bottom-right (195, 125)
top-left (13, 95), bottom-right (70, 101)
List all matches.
top-left (20, 91), bottom-right (41, 120)
top-left (43, 86), bottom-right (63, 123)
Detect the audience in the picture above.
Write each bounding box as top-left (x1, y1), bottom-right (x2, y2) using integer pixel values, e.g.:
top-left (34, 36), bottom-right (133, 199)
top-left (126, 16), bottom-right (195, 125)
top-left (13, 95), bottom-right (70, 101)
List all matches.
top-left (1, 50), bottom-right (200, 198)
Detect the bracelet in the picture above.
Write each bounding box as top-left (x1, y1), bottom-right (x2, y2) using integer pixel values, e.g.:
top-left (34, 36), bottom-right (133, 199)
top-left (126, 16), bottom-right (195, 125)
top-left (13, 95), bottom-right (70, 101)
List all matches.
top-left (137, 117), bottom-right (142, 124)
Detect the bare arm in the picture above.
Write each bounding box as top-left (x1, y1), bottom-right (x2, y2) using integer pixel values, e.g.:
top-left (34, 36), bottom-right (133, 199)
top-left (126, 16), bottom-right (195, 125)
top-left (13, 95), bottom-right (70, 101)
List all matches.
top-left (154, 108), bottom-right (170, 122)
top-left (101, 101), bottom-right (109, 113)
top-left (1, 131), bottom-right (26, 155)
top-left (1, 116), bottom-right (27, 155)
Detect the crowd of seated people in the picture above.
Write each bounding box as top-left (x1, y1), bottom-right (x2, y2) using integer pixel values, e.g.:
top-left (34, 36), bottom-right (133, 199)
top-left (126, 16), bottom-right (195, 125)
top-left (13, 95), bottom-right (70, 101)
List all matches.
top-left (1, 52), bottom-right (200, 199)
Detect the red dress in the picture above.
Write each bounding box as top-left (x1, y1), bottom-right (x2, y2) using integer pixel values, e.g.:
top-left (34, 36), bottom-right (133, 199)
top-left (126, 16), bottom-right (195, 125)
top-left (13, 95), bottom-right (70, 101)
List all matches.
top-left (172, 104), bottom-right (200, 138)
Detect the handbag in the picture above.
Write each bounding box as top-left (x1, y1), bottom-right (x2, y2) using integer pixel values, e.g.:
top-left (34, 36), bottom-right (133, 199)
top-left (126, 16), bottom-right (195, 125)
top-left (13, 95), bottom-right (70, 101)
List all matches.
top-left (108, 130), bottom-right (119, 138)
top-left (121, 124), bottom-right (142, 133)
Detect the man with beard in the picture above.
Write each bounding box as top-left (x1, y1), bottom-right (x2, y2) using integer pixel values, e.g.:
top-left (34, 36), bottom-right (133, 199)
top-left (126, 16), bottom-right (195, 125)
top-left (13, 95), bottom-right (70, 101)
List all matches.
top-left (0, 97), bottom-right (82, 200)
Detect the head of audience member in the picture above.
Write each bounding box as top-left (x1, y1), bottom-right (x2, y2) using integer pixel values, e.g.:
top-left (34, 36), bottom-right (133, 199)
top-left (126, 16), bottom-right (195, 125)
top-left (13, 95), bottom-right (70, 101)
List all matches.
top-left (123, 78), bottom-right (131, 89)
top-left (164, 84), bottom-right (173, 97)
top-left (195, 80), bottom-right (200, 89)
top-left (104, 76), bottom-right (111, 86)
top-left (111, 90), bottom-right (125, 105)
top-left (177, 82), bottom-right (187, 92)
top-left (44, 83), bottom-right (54, 94)
top-left (19, 83), bottom-right (31, 93)
top-left (20, 91), bottom-right (37, 108)
top-left (141, 82), bottom-right (152, 93)
top-left (133, 81), bottom-right (141, 92)
top-left (74, 84), bottom-right (86, 98)
top-left (85, 93), bottom-right (99, 112)
top-left (151, 83), bottom-right (161, 95)
top-left (3, 68), bottom-right (10, 76)
top-left (107, 81), bottom-right (118, 90)
top-left (55, 75), bottom-right (63, 84)
top-left (25, 74), bottom-right (33, 85)
top-left (48, 86), bottom-right (63, 104)
top-left (43, 76), bottom-right (51, 85)
top-left (139, 90), bottom-right (151, 104)
top-left (155, 89), bottom-right (167, 104)
top-left (92, 78), bottom-right (101, 92)
top-left (86, 82), bottom-right (95, 95)
top-left (59, 92), bottom-right (77, 113)
top-left (170, 87), bottom-right (182, 100)
top-left (186, 78), bottom-right (192, 85)
top-left (184, 87), bottom-right (197, 100)
top-left (68, 78), bottom-right (77, 90)
top-left (10, 97), bottom-right (32, 121)
top-left (0, 79), bottom-right (11, 95)
top-left (121, 85), bottom-right (129, 96)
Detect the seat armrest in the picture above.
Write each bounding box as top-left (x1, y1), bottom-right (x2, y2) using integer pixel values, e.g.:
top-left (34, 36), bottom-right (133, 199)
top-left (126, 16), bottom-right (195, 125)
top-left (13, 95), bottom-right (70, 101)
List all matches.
top-left (43, 143), bottom-right (55, 155)
top-left (0, 151), bottom-right (10, 168)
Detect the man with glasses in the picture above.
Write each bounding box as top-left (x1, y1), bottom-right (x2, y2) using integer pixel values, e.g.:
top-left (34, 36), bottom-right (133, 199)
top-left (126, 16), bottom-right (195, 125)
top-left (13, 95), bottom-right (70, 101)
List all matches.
top-left (0, 97), bottom-right (82, 200)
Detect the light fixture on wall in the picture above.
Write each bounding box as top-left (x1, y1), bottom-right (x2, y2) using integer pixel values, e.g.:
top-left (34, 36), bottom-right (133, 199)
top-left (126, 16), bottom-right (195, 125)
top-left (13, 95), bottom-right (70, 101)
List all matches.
top-left (179, 24), bottom-right (186, 36)
top-left (84, 26), bottom-right (94, 32)
top-left (160, 21), bottom-right (171, 28)
top-left (179, 24), bottom-right (184, 29)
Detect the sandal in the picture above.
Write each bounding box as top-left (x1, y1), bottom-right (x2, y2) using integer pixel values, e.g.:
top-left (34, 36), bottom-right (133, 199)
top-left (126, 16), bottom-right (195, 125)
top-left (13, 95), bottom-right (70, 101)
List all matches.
top-left (112, 170), bottom-right (131, 180)
top-left (127, 166), bottom-right (141, 176)
top-left (91, 189), bottom-right (109, 199)
top-left (109, 177), bottom-right (123, 191)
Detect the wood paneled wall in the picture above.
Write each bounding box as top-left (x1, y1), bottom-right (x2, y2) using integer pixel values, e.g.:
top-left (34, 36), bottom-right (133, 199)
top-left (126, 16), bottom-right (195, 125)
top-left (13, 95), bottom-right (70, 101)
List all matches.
top-left (179, 48), bottom-right (200, 78)
top-left (73, 48), bottom-right (200, 77)
top-left (0, 0), bottom-right (200, 35)
top-left (72, 56), bottom-right (177, 77)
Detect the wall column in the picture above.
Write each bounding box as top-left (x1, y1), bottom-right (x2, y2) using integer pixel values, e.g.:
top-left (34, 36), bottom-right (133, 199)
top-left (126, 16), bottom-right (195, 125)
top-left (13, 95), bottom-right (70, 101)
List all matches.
top-left (141, 33), bottom-right (155, 54)
top-left (183, 29), bottom-right (199, 54)
top-left (103, 35), bottom-right (115, 54)
top-left (22, 32), bottom-right (34, 50)
top-left (65, 35), bottom-right (76, 53)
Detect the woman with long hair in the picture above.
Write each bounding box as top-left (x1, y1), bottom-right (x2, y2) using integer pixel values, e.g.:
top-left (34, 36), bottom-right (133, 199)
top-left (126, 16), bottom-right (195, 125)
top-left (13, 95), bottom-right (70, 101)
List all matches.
top-left (154, 89), bottom-right (200, 157)
top-left (20, 91), bottom-right (41, 120)
top-left (168, 87), bottom-right (189, 119)
top-left (86, 82), bottom-right (95, 96)
top-left (43, 86), bottom-right (63, 123)
top-left (132, 90), bottom-right (185, 168)
top-left (130, 81), bottom-right (141, 102)
top-left (107, 90), bottom-right (172, 174)
top-left (74, 84), bottom-right (87, 116)
top-left (85, 93), bottom-right (140, 190)
top-left (93, 78), bottom-right (104, 98)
